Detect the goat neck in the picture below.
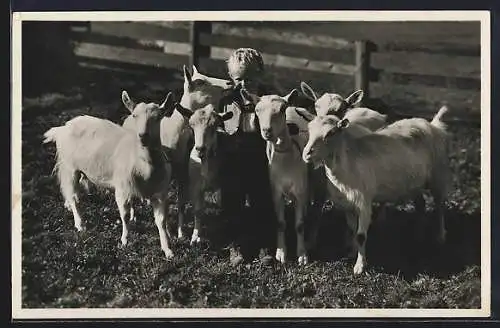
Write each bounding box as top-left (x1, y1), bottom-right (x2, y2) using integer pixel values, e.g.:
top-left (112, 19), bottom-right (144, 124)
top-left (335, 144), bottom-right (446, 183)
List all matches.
top-left (323, 132), bottom-right (354, 176)
top-left (179, 93), bottom-right (194, 111)
top-left (126, 134), bottom-right (170, 198)
top-left (266, 126), bottom-right (303, 166)
top-left (137, 135), bottom-right (168, 167)
top-left (271, 127), bottom-right (299, 154)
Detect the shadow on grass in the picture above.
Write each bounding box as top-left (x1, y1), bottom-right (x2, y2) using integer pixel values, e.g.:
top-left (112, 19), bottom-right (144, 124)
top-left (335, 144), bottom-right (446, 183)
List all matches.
top-left (159, 199), bottom-right (481, 281)
top-left (299, 206), bottom-right (481, 279)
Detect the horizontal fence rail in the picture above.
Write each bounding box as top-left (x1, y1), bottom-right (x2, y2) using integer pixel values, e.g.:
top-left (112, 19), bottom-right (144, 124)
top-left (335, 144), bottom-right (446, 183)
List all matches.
top-left (67, 21), bottom-right (481, 124)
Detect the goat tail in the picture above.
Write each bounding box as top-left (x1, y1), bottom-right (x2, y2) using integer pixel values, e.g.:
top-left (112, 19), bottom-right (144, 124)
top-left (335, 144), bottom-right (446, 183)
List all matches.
top-left (43, 126), bottom-right (65, 177)
top-left (43, 126), bottom-right (65, 144)
top-left (431, 105), bottom-right (449, 126)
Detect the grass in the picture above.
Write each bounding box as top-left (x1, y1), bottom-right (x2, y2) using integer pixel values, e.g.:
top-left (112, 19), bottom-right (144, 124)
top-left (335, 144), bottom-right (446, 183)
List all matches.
top-left (20, 72), bottom-right (481, 309)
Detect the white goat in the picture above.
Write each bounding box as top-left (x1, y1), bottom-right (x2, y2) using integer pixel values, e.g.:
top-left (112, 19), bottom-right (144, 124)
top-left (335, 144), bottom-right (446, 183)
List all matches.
top-left (240, 88), bottom-right (311, 265)
top-left (122, 65), bottom-right (232, 238)
top-left (297, 105), bottom-right (450, 275)
top-left (174, 103), bottom-right (234, 245)
top-left (303, 82), bottom-right (431, 231)
top-left (300, 81), bottom-right (388, 131)
top-left (295, 84), bottom-right (392, 253)
top-left (43, 91), bottom-right (176, 258)
top-left (239, 88), bottom-right (380, 262)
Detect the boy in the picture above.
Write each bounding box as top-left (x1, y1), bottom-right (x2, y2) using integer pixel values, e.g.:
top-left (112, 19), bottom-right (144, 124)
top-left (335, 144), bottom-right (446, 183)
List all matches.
top-left (218, 48), bottom-right (278, 265)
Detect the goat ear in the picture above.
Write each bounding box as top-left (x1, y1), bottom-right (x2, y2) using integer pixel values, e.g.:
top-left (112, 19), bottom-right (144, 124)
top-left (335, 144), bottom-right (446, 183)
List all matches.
top-left (219, 111), bottom-right (234, 121)
top-left (294, 107), bottom-right (316, 122)
top-left (122, 91), bottom-right (135, 113)
top-left (159, 92), bottom-right (175, 117)
top-left (282, 89), bottom-right (299, 105)
top-left (300, 82), bottom-right (318, 101)
top-left (337, 118), bottom-right (350, 129)
top-left (183, 65), bottom-right (193, 86)
top-left (345, 90), bottom-right (364, 107)
top-left (192, 65), bottom-right (199, 75)
top-left (240, 88), bottom-right (260, 106)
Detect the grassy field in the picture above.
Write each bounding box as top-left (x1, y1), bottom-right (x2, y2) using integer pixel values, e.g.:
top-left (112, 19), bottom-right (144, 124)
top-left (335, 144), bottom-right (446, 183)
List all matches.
top-left (19, 21), bottom-right (483, 309)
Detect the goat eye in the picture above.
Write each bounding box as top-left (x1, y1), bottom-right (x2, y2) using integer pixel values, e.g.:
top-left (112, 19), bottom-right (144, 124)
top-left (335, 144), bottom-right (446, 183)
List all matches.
top-left (132, 114), bottom-right (137, 118)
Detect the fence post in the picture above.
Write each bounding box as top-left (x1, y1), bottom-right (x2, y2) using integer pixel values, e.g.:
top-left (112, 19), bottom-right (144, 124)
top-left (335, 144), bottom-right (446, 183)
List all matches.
top-left (190, 21), bottom-right (212, 69)
top-left (354, 40), bottom-right (371, 101)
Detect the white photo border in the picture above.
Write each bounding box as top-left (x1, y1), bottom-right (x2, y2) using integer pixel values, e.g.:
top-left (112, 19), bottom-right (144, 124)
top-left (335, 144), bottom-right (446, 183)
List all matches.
top-left (11, 10), bottom-right (491, 319)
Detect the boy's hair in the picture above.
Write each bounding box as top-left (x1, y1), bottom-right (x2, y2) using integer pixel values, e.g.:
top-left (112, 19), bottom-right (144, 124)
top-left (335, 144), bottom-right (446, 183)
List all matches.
top-left (227, 48), bottom-right (265, 80)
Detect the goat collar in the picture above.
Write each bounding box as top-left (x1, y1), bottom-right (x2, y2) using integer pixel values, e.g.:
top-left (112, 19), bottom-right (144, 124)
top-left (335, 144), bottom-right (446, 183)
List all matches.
top-left (174, 102), bottom-right (193, 117)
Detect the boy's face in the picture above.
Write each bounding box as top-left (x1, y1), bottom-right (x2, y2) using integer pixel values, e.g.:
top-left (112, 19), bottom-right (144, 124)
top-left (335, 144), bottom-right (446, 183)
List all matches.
top-left (228, 67), bottom-right (261, 95)
top-left (232, 76), bottom-right (259, 95)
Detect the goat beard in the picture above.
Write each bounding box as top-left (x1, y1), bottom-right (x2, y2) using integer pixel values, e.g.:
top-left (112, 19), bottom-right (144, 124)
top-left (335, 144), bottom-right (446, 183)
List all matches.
top-left (261, 132), bottom-right (278, 144)
top-left (305, 150), bottom-right (325, 169)
top-left (190, 148), bottom-right (203, 164)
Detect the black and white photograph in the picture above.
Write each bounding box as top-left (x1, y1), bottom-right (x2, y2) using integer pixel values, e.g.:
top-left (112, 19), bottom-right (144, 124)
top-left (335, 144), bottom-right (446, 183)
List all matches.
top-left (11, 10), bottom-right (490, 318)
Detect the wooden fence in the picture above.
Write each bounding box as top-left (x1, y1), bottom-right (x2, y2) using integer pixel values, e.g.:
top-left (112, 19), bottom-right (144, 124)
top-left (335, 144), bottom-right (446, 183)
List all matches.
top-left (68, 21), bottom-right (481, 124)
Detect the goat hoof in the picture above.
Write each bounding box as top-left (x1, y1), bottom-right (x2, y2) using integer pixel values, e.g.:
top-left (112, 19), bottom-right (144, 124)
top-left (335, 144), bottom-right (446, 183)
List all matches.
top-left (177, 230), bottom-right (184, 240)
top-left (165, 249), bottom-right (174, 258)
top-left (190, 228), bottom-right (201, 245)
top-left (75, 225), bottom-right (84, 232)
top-left (298, 255), bottom-right (308, 265)
top-left (353, 261), bottom-right (365, 275)
top-left (275, 249), bottom-right (286, 264)
top-left (164, 249), bottom-right (174, 259)
top-left (190, 236), bottom-right (201, 245)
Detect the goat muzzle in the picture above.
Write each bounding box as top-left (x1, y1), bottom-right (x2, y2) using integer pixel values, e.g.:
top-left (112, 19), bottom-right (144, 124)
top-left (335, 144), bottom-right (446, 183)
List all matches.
top-left (302, 145), bottom-right (313, 163)
top-left (261, 128), bottom-right (273, 140)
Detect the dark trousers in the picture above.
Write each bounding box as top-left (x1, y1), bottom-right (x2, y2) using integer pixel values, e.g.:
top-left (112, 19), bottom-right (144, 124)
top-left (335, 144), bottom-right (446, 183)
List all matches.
top-left (218, 131), bottom-right (276, 257)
